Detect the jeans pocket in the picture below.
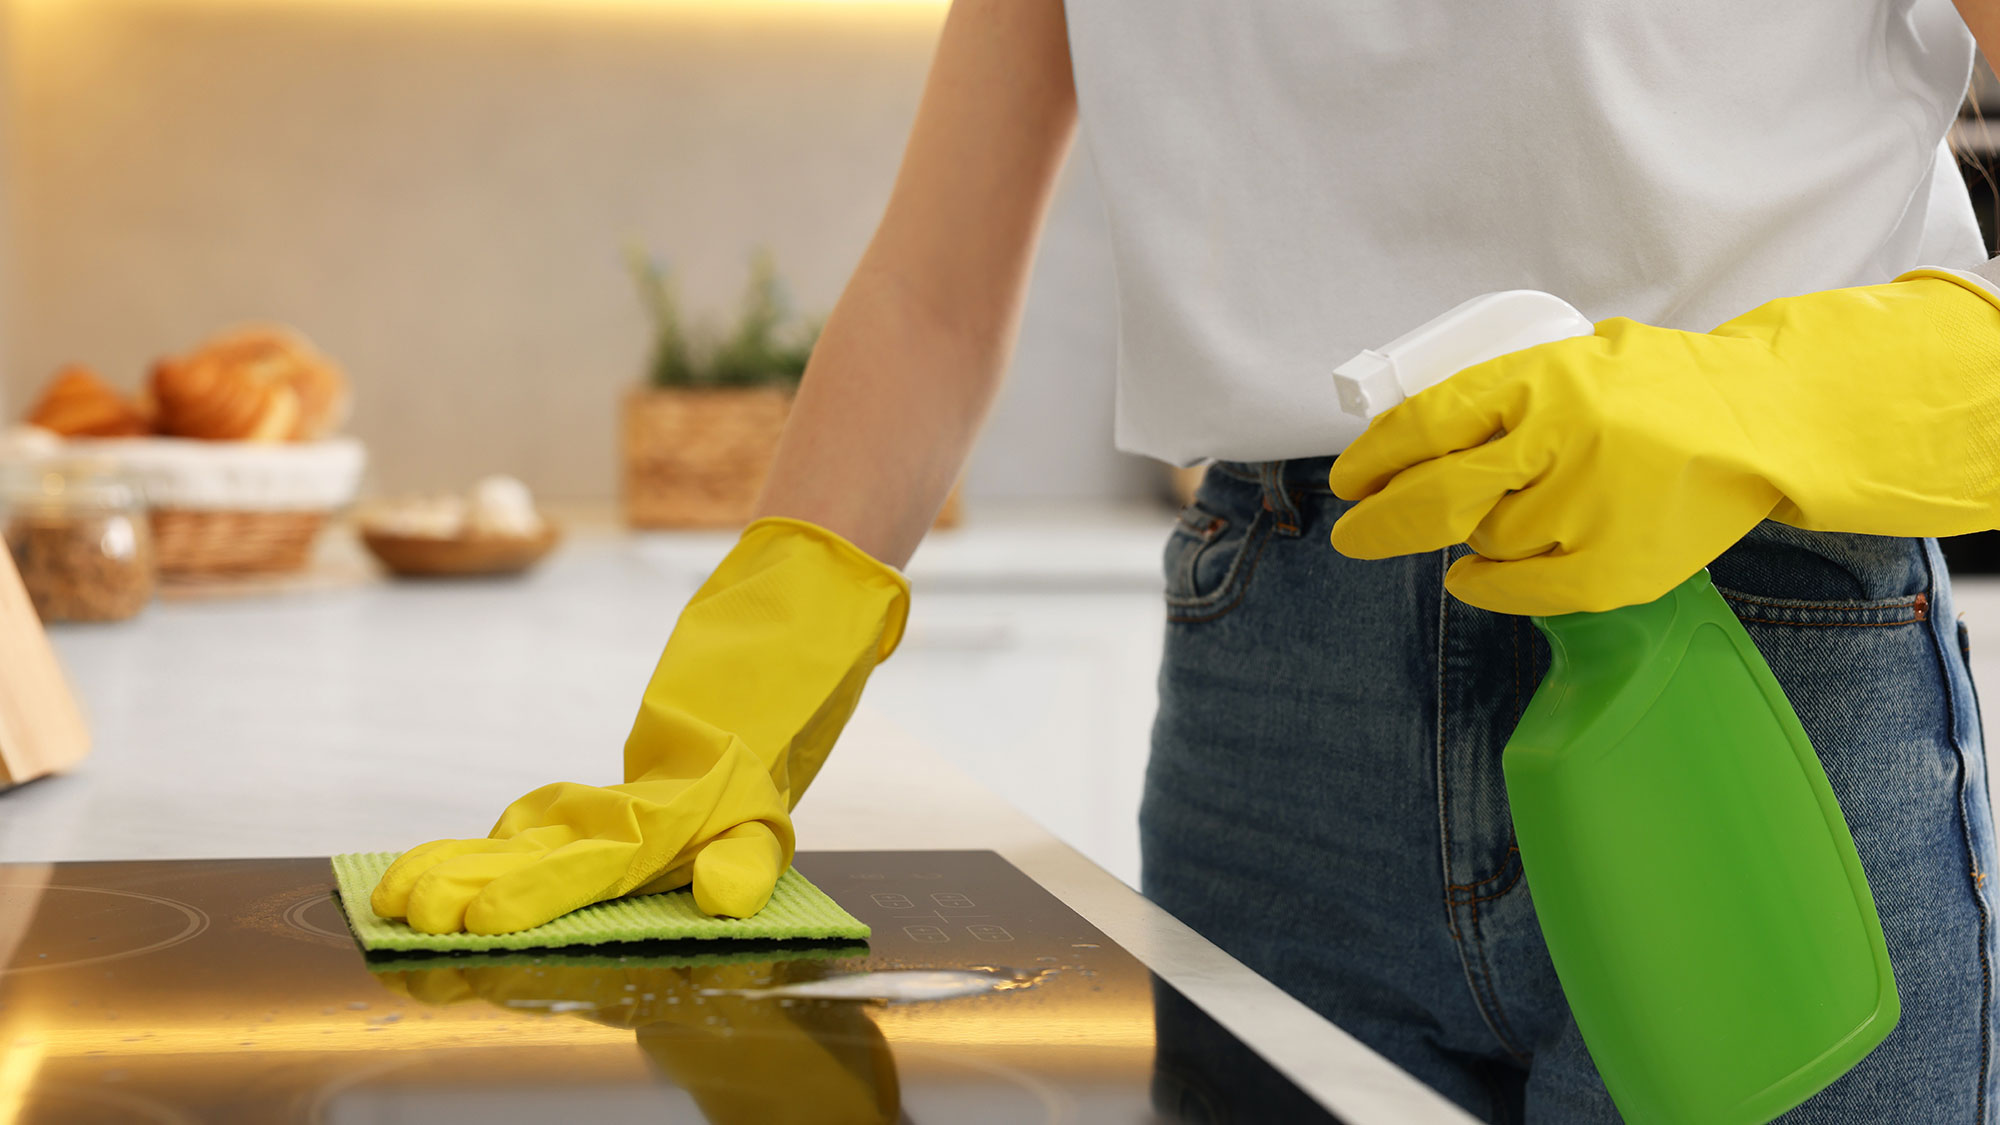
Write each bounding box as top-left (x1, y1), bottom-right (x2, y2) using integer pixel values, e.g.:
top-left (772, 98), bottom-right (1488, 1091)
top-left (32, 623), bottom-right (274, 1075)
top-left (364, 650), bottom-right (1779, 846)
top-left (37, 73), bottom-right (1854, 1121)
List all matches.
top-left (1163, 501), bottom-right (1270, 623)
top-left (1715, 587), bottom-right (1931, 629)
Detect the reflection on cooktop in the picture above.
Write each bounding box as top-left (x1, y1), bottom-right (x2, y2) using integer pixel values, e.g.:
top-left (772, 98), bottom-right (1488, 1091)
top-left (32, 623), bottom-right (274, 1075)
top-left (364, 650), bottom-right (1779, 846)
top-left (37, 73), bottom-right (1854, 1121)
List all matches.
top-left (0, 851), bottom-right (1343, 1124)
top-left (0, 883), bottom-right (209, 974)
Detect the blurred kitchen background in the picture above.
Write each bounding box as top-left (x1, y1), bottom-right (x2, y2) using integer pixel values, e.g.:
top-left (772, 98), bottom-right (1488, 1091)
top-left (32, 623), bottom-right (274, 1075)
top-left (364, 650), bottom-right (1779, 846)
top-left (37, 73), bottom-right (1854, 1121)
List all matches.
top-left (0, 0), bottom-right (1154, 503)
top-left (7, 0), bottom-right (2000, 891)
top-left (0, 0), bottom-right (1175, 887)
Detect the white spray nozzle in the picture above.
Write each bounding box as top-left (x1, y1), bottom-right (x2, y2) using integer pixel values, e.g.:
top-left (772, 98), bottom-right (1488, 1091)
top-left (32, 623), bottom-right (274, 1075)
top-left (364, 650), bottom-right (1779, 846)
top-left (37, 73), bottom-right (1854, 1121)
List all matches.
top-left (1333, 290), bottom-right (1596, 420)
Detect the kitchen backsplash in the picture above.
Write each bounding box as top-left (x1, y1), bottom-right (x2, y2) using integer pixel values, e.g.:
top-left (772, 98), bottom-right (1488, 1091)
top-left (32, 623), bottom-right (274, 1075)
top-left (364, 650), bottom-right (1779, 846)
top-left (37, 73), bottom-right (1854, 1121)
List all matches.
top-left (0, 0), bottom-right (1161, 504)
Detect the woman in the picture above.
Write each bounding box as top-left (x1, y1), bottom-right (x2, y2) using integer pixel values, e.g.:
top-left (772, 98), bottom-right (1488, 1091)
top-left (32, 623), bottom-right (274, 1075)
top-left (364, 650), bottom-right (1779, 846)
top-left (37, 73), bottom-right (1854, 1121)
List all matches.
top-left (371, 1), bottom-right (2000, 1119)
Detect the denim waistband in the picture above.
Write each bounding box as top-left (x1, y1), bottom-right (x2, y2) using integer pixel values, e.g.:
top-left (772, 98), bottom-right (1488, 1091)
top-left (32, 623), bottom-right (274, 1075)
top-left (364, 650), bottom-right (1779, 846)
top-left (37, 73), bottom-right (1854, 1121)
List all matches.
top-left (1206, 457), bottom-right (1341, 537)
top-left (1209, 457), bottom-right (1340, 494)
top-left (1209, 457), bottom-right (1935, 606)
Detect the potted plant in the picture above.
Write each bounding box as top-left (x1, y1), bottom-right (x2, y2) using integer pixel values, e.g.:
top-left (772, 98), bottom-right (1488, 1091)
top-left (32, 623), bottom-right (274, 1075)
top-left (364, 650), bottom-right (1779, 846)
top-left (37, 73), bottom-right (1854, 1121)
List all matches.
top-left (620, 249), bottom-right (817, 529)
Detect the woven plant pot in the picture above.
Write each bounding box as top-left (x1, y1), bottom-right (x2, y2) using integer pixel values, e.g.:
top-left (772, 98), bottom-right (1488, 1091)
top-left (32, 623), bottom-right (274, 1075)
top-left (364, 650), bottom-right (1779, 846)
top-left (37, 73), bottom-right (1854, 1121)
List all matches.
top-left (621, 385), bottom-right (967, 530)
top-left (622, 386), bottom-right (792, 529)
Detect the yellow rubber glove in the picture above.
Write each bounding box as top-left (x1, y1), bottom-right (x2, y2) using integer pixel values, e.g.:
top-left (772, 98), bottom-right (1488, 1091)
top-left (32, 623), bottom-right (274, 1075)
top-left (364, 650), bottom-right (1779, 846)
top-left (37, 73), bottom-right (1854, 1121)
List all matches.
top-left (1328, 273), bottom-right (2000, 615)
top-left (370, 517), bottom-right (909, 934)
top-left (372, 958), bottom-right (900, 1124)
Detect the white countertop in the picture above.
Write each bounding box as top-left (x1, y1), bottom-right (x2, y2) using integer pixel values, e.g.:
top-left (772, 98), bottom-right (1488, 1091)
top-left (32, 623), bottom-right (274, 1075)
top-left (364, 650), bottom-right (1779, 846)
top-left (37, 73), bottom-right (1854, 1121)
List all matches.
top-left (0, 517), bottom-right (1478, 1125)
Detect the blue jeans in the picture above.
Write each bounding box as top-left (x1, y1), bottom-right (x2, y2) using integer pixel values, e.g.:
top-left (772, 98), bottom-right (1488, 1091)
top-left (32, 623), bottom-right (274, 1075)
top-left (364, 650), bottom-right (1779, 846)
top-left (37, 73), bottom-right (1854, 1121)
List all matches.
top-left (1142, 457), bottom-right (2000, 1123)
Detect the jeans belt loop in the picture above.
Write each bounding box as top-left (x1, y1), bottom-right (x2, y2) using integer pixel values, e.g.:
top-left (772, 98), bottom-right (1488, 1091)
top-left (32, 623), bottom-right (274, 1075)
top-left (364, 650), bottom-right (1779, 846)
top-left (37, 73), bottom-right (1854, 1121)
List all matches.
top-left (1259, 461), bottom-right (1305, 537)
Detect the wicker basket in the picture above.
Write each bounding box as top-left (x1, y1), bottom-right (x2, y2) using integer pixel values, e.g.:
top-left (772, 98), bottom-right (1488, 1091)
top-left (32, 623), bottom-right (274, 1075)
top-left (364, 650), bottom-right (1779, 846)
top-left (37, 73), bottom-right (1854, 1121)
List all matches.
top-left (151, 509), bottom-right (326, 575)
top-left (58, 437), bottom-right (366, 577)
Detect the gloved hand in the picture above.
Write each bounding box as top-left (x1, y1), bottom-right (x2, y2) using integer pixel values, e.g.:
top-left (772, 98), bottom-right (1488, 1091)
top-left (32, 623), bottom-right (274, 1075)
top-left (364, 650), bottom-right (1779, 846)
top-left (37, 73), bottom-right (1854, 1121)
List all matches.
top-left (1328, 273), bottom-right (2000, 615)
top-left (370, 517), bottom-right (910, 934)
top-left (373, 956), bottom-right (900, 1125)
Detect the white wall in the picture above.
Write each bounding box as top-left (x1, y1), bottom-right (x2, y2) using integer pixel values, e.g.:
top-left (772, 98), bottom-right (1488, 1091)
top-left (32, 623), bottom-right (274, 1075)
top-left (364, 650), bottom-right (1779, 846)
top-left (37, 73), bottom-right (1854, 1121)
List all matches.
top-left (1, 0), bottom-right (1159, 503)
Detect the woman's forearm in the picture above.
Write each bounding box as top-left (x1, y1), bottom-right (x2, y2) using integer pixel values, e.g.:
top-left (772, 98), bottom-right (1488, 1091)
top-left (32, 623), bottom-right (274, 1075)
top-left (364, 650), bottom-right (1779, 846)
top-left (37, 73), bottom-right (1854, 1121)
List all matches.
top-left (751, 0), bottom-right (1078, 568)
top-left (754, 264), bottom-right (1017, 567)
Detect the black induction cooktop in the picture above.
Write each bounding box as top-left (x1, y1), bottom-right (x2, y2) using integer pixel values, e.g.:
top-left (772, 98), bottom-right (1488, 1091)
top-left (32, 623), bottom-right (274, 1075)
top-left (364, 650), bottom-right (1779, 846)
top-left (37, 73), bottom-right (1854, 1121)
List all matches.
top-left (0, 850), bottom-right (1342, 1123)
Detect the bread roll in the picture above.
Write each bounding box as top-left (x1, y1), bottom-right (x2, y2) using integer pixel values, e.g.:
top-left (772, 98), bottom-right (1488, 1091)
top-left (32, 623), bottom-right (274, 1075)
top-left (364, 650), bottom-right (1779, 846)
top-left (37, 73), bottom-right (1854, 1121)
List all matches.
top-left (23, 366), bottom-right (151, 437)
top-left (150, 327), bottom-right (349, 442)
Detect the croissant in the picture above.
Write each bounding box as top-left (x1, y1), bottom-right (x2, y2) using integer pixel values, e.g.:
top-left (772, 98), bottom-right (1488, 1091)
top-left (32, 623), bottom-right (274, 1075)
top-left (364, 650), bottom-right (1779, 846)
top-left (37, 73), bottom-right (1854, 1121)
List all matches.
top-left (150, 327), bottom-right (350, 442)
top-left (23, 366), bottom-right (152, 437)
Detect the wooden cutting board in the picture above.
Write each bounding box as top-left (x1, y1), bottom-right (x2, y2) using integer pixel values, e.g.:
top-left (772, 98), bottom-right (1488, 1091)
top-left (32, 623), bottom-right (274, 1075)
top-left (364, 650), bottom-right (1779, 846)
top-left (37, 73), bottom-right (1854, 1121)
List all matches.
top-left (0, 544), bottom-right (88, 785)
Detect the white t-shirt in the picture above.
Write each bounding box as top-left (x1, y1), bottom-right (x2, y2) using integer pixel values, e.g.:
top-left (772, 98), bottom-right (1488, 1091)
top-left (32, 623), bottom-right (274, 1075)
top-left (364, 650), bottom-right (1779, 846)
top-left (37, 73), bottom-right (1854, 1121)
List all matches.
top-left (1063, 1), bottom-right (1988, 465)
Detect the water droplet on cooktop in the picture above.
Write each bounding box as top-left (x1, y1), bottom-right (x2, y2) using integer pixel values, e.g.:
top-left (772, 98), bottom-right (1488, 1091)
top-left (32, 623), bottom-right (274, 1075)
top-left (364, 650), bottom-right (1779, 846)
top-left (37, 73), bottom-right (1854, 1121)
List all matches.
top-left (347, 1002), bottom-right (369, 1011)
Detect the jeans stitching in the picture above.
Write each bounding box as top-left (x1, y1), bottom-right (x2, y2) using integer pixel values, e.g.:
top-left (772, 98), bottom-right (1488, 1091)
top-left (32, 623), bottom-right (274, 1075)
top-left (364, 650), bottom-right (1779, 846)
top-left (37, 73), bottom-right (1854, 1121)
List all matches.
top-left (1264, 489), bottom-right (1306, 536)
top-left (1917, 549), bottom-right (1991, 1123)
top-left (1719, 591), bottom-right (1928, 612)
top-left (1165, 511), bottom-right (1275, 623)
top-left (1947, 711), bottom-right (1995, 1121)
top-left (1172, 503), bottom-right (1226, 542)
top-left (1449, 845), bottom-right (1521, 892)
top-left (1209, 459), bottom-right (1339, 494)
top-left (1437, 550), bottom-right (1459, 942)
top-left (1948, 693), bottom-right (1993, 1125)
top-left (1164, 507), bottom-right (1264, 609)
top-left (1436, 551), bottom-right (1535, 1065)
top-left (1458, 865), bottom-right (1525, 906)
top-left (1719, 590), bottom-right (1929, 628)
top-left (1732, 615), bottom-right (1927, 629)
top-left (1468, 894), bottom-right (1533, 1062)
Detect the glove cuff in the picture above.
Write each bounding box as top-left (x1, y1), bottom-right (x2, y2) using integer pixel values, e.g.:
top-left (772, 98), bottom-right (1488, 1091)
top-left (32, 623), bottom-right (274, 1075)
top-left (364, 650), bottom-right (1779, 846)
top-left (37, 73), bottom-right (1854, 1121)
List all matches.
top-left (738, 516), bottom-right (911, 661)
top-left (1895, 266), bottom-right (2000, 318)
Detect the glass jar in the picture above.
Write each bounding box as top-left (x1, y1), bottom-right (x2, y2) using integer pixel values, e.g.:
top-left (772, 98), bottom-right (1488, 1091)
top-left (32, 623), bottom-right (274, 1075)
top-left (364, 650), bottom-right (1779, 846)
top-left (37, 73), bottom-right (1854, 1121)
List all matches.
top-left (1, 461), bottom-right (155, 623)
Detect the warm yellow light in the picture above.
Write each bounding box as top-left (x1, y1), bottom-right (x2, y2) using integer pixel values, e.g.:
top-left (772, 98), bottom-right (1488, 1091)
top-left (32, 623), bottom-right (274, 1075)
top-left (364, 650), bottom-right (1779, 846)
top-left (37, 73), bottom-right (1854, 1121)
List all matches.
top-left (20, 1018), bottom-right (630, 1058)
top-left (10, 0), bottom-right (947, 9)
top-left (0, 1036), bottom-right (46, 1125)
top-left (15, 1004), bottom-right (1151, 1058)
top-left (7, 0), bottom-right (952, 46)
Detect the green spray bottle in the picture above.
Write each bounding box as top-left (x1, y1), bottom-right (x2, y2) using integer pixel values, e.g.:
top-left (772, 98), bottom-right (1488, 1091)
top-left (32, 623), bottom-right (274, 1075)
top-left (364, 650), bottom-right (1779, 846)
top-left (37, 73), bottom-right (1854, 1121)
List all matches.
top-left (1333, 292), bottom-right (1899, 1124)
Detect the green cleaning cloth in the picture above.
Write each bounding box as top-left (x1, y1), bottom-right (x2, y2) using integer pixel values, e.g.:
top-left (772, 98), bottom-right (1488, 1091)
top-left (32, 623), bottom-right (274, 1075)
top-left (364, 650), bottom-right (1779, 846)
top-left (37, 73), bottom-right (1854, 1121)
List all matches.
top-left (361, 943), bottom-right (870, 974)
top-left (331, 852), bottom-right (871, 953)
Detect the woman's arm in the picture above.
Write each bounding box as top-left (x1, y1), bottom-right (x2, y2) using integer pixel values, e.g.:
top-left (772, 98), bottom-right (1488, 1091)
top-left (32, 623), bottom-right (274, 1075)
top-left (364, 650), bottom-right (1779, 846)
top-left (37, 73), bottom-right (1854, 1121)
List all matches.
top-left (751, 0), bottom-right (1078, 567)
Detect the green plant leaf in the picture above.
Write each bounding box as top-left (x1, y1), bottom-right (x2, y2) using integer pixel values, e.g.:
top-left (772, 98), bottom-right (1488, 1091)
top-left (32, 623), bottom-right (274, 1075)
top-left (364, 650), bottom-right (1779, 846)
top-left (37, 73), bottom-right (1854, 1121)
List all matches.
top-left (628, 244), bottom-right (815, 389)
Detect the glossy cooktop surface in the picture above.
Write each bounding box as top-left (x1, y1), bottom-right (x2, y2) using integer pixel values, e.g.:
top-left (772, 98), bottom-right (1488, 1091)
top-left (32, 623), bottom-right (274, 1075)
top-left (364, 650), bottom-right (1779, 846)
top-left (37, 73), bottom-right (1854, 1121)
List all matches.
top-left (0, 850), bottom-right (1341, 1123)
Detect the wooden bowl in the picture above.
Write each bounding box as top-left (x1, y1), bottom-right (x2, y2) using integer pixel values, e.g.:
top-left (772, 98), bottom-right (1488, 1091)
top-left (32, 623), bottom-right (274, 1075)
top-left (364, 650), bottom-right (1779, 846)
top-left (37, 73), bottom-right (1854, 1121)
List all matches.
top-left (359, 525), bottom-right (561, 578)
